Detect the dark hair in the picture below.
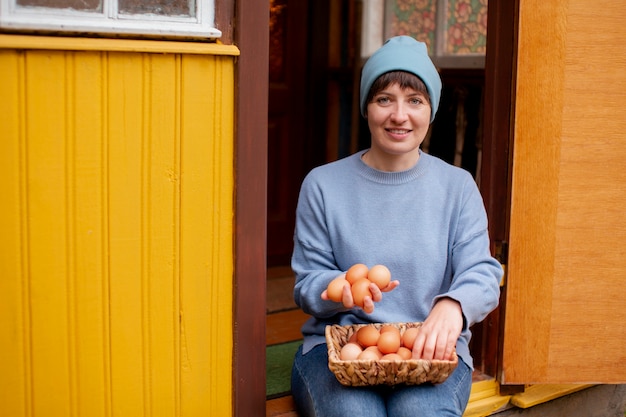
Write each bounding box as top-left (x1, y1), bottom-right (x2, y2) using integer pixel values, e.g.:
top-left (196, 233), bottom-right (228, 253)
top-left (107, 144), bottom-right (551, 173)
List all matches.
top-left (365, 71), bottom-right (431, 108)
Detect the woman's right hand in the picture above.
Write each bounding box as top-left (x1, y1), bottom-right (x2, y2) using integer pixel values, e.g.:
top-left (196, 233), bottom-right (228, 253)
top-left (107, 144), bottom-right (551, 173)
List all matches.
top-left (322, 279), bottom-right (399, 314)
top-left (321, 280), bottom-right (354, 306)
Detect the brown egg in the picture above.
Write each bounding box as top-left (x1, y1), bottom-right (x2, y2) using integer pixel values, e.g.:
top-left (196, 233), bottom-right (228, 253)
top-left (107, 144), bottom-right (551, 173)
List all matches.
top-left (356, 325), bottom-right (380, 348)
top-left (351, 278), bottom-right (372, 307)
top-left (397, 346), bottom-right (412, 360)
top-left (345, 263), bottom-right (369, 285)
top-left (326, 276), bottom-right (348, 302)
top-left (368, 264), bottom-right (391, 289)
top-left (339, 342), bottom-right (363, 360)
top-left (380, 325), bottom-right (400, 337)
top-left (357, 349), bottom-right (380, 361)
top-left (363, 345), bottom-right (383, 359)
top-left (380, 353), bottom-right (404, 361)
top-left (377, 330), bottom-right (401, 354)
top-left (402, 327), bottom-right (420, 350)
top-left (348, 331), bottom-right (359, 344)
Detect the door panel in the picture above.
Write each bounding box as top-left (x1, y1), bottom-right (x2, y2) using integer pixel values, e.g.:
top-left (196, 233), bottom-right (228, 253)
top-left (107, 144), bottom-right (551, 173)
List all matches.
top-left (267, 0), bottom-right (309, 266)
top-left (502, 0), bottom-right (626, 384)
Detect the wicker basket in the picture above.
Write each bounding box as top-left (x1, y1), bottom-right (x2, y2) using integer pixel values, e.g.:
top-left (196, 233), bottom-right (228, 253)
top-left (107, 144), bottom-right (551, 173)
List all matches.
top-left (325, 322), bottom-right (458, 386)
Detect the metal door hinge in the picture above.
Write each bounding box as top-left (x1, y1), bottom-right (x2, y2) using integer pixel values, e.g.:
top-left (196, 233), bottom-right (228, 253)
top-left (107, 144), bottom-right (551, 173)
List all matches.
top-left (495, 240), bottom-right (508, 287)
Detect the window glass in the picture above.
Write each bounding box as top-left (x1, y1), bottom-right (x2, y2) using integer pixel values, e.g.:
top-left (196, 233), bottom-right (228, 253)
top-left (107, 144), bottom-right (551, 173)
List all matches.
top-left (17, 0), bottom-right (100, 11)
top-left (118, 0), bottom-right (194, 17)
top-left (1, 0), bottom-right (219, 38)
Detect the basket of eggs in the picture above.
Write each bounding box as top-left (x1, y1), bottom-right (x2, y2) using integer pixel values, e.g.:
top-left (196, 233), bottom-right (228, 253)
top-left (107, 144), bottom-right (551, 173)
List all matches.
top-left (325, 322), bottom-right (458, 386)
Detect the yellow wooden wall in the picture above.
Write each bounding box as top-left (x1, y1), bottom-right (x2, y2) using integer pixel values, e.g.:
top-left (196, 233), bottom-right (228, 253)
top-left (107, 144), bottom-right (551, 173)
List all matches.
top-left (0, 35), bottom-right (239, 416)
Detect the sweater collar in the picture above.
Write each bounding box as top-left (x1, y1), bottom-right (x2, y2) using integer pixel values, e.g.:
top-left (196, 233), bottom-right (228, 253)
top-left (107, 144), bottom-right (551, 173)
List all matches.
top-left (355, 149), bottom-right (429, 184)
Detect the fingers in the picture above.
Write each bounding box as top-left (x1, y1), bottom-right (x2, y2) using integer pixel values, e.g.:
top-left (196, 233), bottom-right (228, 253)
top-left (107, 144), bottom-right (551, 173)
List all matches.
top-left (411, 297), bottom-right (462, 360)
top-left (380, 280), bottom-right (400, 293)
top-left (362, 295), bottom-right (375, 313)
top-left (341, 282), bottom-right (355, 308)
top-left (412, 328), bottom-right (455, 360)
top-left (369, 283), bottom-right (382, 302)
top-left (322, 278), bottom-right (398, 313)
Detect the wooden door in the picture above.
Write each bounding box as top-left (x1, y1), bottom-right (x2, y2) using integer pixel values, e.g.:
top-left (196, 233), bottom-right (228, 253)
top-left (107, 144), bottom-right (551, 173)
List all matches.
top-left (267, 0), bottom-right (310, 266)
top-left (501, 0), bottom-right (626, 384)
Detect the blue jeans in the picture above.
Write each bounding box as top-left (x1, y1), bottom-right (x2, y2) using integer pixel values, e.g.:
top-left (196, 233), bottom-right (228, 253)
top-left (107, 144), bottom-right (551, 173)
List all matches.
top-left (291, 344), bottom-right (472, 417)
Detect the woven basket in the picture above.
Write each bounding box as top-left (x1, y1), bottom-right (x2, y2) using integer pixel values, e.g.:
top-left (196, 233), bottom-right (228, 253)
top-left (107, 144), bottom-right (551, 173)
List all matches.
top-left (325, 322), bottom-right (458, 386)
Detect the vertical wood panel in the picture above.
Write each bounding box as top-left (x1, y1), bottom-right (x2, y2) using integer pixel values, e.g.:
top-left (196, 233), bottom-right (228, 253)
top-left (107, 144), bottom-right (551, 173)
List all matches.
top-left (26, 50), bottom-right (72, 415)
top-left (143, 53), bottom-right (179, 417)
top-left (106, 53), bottom-right (149, 415)
top-left (71, 51), bottom-right (108, 417)
top-left (107, 51), bottom-right (147, 416)
top-left (0, 41), bottom-right (235, 416)
top-left (504, 0), bottom-right (626, 383)
top-left (179, 54), bottom-right (234, 416)
top-left (503, 0), bottom-right (566, 383)
top-left (548, 0), bottom-right (626, 382)
top-left (0, 50), bottom-right (29, 417)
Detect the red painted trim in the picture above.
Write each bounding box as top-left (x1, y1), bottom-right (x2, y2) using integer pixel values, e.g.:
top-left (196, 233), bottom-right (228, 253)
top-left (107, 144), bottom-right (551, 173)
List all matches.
top-left (233, 0), bottom-right (269, 415)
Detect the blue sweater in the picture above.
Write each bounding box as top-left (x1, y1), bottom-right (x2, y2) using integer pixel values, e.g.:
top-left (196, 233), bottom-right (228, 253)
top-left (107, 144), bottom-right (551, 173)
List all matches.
top-left (291, 150), bottom-right (502, 369)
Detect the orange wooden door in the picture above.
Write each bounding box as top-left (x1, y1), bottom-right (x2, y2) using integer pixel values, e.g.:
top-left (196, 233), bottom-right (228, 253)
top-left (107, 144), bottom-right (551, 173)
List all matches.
top-left (502, 0), bottom-right (626, 384)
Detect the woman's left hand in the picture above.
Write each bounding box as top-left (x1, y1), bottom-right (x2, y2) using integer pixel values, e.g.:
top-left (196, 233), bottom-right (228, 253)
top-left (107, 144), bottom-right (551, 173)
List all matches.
top-left (411, 297), bottom-right (463, 361)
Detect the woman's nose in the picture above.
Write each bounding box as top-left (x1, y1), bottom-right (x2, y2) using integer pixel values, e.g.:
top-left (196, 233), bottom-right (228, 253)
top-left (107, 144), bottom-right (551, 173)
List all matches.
top-left (390, 103), bottom-right (408, 122)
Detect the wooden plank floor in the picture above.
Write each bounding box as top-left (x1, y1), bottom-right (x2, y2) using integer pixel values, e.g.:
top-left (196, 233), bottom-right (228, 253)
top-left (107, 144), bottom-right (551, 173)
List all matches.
top-left (266, 396), bottom-right (299, 417)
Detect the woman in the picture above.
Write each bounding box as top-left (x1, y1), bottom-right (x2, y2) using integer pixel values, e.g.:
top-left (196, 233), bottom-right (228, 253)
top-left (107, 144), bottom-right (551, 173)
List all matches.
top-left (290, 36), bottom-right (502, 417)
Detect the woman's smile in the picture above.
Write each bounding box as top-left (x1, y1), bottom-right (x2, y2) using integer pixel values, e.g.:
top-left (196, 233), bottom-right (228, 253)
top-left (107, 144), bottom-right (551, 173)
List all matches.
top-left (386, 128), bottom-right (412, 139)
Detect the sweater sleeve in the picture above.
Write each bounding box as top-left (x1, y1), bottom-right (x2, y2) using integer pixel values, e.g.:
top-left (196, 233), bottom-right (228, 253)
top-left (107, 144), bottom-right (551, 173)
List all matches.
top-left (291, 172), bottom-right (350, 318)
top-left (436, 172), bottom-right (502, 328)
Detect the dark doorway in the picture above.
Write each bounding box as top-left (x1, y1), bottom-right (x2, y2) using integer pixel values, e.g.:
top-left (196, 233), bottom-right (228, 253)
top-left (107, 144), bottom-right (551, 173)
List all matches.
top-left (265, 0), bottom-right (512, 379)
top-left (268, 0), bottom-right (309, 266)
top-left (267, 0), bottom-right (332, 266)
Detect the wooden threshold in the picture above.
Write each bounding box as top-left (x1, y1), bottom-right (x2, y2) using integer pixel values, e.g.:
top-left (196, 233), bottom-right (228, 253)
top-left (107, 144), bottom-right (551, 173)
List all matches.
top-left (266, 309), bottom-right (309, 346)
top-left (510, 384), bottom-right (594, 409)
top-left (266, 395), bottom-right (299, 417)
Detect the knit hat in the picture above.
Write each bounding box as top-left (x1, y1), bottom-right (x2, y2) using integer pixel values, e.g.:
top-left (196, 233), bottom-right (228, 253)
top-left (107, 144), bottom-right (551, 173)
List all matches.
top-left (360, 36), bottom-right (442, 123)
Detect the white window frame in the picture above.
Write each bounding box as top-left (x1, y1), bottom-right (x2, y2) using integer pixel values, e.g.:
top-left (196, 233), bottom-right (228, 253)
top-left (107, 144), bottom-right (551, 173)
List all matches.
top-left (0, 0), bottom-right (221, 39)
top-left (360, 0), bottom-right (485, 69)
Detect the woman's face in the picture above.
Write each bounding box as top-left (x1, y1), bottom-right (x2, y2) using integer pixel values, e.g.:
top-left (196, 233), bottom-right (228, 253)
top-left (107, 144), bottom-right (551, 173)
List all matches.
top-left (366, 82), bottom-right (431, 169)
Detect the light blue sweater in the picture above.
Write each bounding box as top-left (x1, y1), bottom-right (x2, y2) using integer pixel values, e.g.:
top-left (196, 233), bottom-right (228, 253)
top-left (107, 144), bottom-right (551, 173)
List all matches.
top-left (291, 149), bottom-right (502, 369)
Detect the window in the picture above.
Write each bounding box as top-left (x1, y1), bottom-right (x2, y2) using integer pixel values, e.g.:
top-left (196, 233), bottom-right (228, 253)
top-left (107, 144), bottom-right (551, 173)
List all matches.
top-left (361, 0), bottom-right (486, 68)
top-left (0, 0), bottom-right (220, 39)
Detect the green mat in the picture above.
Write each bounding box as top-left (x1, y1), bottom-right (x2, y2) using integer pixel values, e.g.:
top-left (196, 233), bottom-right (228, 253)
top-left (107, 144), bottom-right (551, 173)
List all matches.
top-left (266, 340), bottom-right (302, 398)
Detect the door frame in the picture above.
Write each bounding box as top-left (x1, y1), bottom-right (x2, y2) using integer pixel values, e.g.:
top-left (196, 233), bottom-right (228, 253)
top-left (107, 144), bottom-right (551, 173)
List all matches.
top-left (231, 0), bottom-right (522, 412)
top-left (233, 0), bottom-right (269, 415)
top-left (479, 0), bottom-right (518, 379)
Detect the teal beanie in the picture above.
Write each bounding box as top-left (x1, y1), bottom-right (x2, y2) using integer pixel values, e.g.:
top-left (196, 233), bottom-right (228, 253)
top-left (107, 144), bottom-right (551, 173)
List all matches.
top-left (360, 36), bottom-right (442, 123)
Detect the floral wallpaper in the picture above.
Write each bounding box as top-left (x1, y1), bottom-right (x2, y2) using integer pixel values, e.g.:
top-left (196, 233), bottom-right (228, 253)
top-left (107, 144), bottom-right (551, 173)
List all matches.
top-left (385, 0), bottom-right (437, 52)
top-left (446, 0), bottom-right (488, 54)
top-left (385, 0), bottom-right (488, 55)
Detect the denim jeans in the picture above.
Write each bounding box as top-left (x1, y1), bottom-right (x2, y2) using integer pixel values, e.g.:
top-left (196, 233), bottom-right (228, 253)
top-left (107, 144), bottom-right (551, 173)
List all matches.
top-left (291, 344), bottom-right (472, 417)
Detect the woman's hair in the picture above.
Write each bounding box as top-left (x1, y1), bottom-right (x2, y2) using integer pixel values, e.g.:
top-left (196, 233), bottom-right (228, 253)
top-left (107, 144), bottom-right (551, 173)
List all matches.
top-left (365, 71), bottom-right (431, 109)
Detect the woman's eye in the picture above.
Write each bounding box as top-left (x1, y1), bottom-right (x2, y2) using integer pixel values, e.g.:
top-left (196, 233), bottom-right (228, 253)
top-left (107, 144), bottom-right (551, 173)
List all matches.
top-left (376, 96), bottom-right (390, 104)
top-left (409, 97), bottom-right (422, 105)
